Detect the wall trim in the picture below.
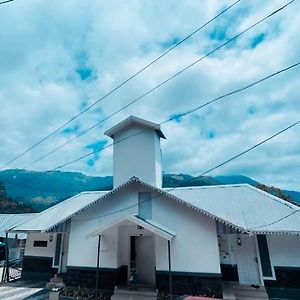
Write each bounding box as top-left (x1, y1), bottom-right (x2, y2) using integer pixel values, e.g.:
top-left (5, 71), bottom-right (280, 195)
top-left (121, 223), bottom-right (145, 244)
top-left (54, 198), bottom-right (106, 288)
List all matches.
top-left (274, 266), bottom-right (300, 271)
top-left (23, 255), bottom-right (53, 260)
top-left (66, 266), bottom-right (117, 272)
top-left (156, 270), bottom-right (222, 278)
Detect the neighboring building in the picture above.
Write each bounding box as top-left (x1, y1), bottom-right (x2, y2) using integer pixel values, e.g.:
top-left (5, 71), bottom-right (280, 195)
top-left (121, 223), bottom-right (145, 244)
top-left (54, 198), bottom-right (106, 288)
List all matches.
top-left (9, 116), bottom-right (300, 299)
top-left (0, 214), bottom-right (36, 261)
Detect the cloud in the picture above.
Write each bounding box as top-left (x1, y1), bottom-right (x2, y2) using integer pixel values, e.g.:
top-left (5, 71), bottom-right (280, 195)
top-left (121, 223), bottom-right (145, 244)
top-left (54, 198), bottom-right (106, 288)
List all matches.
top-left (0, 0), bottom-right (299, 191)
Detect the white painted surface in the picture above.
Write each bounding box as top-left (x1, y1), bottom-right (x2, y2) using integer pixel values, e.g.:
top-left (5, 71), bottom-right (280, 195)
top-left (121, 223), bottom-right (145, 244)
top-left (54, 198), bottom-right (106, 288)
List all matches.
top-left (112, 125), bottom-right (162, 188)
top-left (67, 187), bottom-right (138, 268)
top-left (67, 185), bottom-right (221, 275)
top-left (24, 232), bottom-right (56, 258)
top-left (267, 234), bottom-right (300, 267)
top-left (235, 235), bottom-right (261, 285)
top-left (117, 224), bottom-right (154, 282)
top-left (152, 192), bottom-right (221, 274)
top-left (218, 234), bottom-right (237, 265)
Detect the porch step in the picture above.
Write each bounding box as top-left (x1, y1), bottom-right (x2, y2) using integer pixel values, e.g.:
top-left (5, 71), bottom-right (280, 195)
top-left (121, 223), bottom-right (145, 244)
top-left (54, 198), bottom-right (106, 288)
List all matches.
top-left (223, 282), bottom-right (268, 300)
top-left (233, 285), bottom-right (269, 300)
top-left (111, 286), bottom-right (157, 300)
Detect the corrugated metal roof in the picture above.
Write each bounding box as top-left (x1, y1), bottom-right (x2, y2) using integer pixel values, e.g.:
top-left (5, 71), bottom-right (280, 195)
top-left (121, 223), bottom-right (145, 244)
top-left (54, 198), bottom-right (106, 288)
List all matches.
top-left (166, 184), bottom-right (300, 234)
top-left (10, 178), bottom-right (300, 235)
top-left (0, 213), bottom-right (37, 238)
top-left (12, 177), bottom-right (243, 233)
top-left (89, 215), bottom-right (176, 240)
top-left (11, 191), bottom-right (108, 232)
top-left (104, 116), bottom-right (166, 139)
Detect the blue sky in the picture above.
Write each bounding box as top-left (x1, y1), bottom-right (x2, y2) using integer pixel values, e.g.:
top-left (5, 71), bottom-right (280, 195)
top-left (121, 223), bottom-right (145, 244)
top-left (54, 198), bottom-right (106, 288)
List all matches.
top-left (0, 0), bottom-right (299, 190)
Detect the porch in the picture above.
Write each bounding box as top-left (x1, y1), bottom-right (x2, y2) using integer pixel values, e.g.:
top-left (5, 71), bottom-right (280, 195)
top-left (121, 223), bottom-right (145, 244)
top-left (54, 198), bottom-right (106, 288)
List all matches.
top-left (88, 215), bottom-right (176, 297)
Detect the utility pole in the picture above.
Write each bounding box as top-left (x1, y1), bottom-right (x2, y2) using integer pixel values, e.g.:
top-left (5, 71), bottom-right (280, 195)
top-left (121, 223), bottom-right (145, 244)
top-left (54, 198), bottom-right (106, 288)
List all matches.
top-left (95, 235), bottom-right (101, 299)
top-left (168, 240), bottom-right (173, 300)
top-left (5, 232), bottom-right (9, 282)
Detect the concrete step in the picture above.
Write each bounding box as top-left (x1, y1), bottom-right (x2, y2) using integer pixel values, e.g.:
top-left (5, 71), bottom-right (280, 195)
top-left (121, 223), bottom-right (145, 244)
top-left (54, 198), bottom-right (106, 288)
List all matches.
top-left (234, 286), bottom-right (268, 300)
top-left (236, 298), bottom-right (268, 300)
top-left (112, 296), bottom-right (156, 300)
top-left (111, 287), bottom-right (157, 300)
top-left (224, 283), bottom-right (268, 300)
top-left (223, 283), bottom-right (236, 300)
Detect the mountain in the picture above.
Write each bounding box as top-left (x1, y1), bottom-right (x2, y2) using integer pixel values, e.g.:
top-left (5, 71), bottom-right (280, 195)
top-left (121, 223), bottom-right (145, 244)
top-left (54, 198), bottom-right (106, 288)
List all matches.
top-left (162, 173), bottom-right (220, 187)
top-left (214, 175), bottom-right (258, 186)
top-left (0, 169), bottom-right (299, 212)
top-left (284, 190), bottom-right (300, 203)
top-left (0, 169), bottom-right (112, 211)
top-left (213, 175), bottom-right (300, 205)
top-left (0, 181), bottom-right (35, 213)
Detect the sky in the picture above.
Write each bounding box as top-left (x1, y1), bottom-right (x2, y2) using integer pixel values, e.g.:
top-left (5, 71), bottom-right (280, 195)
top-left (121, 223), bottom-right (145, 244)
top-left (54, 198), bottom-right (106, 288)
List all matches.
top-left (0, 0), bottom-right (299, 191)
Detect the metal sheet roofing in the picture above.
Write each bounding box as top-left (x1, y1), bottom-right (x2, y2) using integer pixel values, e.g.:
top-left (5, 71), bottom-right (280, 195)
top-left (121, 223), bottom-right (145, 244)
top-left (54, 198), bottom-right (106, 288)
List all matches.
top-left (166, 184), bottom-right (300, 234)
top-left (11, 191), bottom-right (108, 232)
top-left (104, 116), bottom-right (166, 139)
top-left (89, 215), bottom-right (176, 240)
top-left (10, 177), bottom-right (300, 235)
top-left (0, 213), bottom-right (37, 238)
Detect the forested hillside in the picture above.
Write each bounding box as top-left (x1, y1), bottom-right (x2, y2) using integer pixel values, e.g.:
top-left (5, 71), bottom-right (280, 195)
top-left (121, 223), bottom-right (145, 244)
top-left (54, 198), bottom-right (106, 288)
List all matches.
top-left (0, 170), bottom-right (299, 212)
top-left (0, 181), bottom-right (35, 213)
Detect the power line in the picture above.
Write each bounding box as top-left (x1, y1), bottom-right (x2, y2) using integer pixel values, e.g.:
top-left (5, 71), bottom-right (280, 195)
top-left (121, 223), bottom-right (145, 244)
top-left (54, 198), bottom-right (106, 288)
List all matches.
top-left (0, 0), bottom-right (14, 5)
top-left (161, 62), bottom-right (300, 125)
top-left (11, 0), bottom-right (294, 173)
top-left (0, 0), bottom-right (242, 170)
top-left (73, 120), bottom-right (300, 223)
top-left (6, 60), bottom-right (300, 191)
top-left (251, 208), bottom-right (300, 230)
top-left (198, 120), bottom-right (300, 177)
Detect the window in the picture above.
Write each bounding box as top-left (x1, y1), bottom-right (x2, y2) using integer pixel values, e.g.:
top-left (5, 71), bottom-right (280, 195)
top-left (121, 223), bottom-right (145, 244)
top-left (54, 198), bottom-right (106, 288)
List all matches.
top-left (33, 240), bottom-right (47, 247)
top-left (138, 192), bottom-right (152, 219)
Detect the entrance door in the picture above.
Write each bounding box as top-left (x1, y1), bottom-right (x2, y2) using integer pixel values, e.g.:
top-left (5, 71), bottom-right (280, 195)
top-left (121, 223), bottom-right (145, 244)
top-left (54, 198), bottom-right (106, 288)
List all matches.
top-left (236, 235), bottom-right (261, 285)
top-left (135, 236), bottom-right (155, 286)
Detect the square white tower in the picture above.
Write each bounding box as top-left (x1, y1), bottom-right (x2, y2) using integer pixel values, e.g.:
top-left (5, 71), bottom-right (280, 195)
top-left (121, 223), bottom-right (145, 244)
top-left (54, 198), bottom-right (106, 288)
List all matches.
top-left (105, 116), bottom-right (166, 188)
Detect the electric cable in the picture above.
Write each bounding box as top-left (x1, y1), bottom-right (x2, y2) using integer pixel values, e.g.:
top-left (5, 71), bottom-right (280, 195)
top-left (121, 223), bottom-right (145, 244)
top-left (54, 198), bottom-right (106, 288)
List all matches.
top-left (0, 0), bottom-right (242, 169)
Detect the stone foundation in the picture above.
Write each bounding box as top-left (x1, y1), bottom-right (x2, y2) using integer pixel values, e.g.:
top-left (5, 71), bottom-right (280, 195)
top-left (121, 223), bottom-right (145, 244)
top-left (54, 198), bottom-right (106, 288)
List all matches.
top-left (63, 266), bottom-right (117, 291)
top-left (21, 256), bottom-right (58, 281)
top-left (156, 271), bottom-right (223, 298)
top-left (265, 266), bottom-right (300, 300)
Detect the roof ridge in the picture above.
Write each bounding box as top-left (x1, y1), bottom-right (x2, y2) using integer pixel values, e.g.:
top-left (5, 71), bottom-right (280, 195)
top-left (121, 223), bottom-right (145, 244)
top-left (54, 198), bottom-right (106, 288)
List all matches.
top-left (163, 183), bottom-right (250, 190)
top-left (245, 184), bottom-right (299, 210)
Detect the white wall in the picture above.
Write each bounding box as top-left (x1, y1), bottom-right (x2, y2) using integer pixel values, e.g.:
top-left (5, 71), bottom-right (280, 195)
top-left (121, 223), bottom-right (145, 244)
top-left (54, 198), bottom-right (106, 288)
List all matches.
top-left (117, 224), bottom-right (154, 280)
top-left (218, 234), bottom-right (237, 265)
top-left (267, 235), bottom-right (300, 267)
top-left (67, 185), bottom-right (221, 275)
top-left (113, 125), bottom-right (162, 188)
top-left (67, 186), bottom-right (138, 268)
top-left (24, 232), bottom-right (57, 258)
top-left (153, 194), bottom-right (221, 274)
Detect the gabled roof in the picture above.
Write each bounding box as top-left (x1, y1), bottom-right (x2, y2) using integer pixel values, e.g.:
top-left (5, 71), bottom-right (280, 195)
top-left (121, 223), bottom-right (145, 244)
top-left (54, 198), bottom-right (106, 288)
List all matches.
top-left (11, 191), bottom-right (108, 232)
top-left (0, 213), bottom-right (37, 238)
top-left (11, 177), bottom-right (249, 233)
top-left (167, 184), bottom-right (300, 235)
top-left (104, 116), bottom-right (166, 139)
top-left (10, 177), bottom-right (300, 235)
top-left (89, 215), bottom-right (176, 240)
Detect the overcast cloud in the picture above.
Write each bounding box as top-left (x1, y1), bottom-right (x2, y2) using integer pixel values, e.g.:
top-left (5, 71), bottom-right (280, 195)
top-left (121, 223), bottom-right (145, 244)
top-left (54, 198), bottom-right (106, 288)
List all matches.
top-left (0, 0), bottom-right (299, 190)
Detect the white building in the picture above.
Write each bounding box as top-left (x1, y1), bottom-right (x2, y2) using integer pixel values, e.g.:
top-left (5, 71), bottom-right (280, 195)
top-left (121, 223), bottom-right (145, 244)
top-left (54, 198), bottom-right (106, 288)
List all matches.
top-left (0, 214), bottom-right (36, 261)
top-left (10, 116), bottom-right (300, 299)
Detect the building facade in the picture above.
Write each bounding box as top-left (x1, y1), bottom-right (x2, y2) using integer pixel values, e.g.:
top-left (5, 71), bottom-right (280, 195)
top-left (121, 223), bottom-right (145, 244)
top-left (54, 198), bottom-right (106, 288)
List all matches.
top-left (9, 116), bottom-right (300, 299)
